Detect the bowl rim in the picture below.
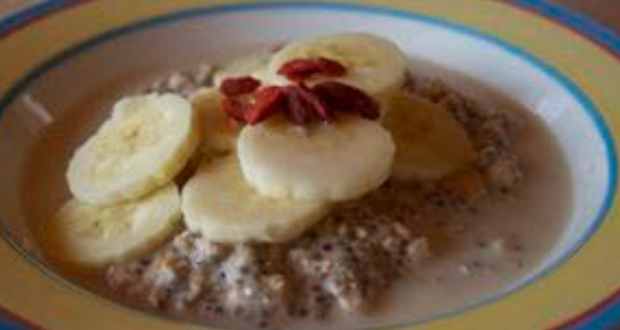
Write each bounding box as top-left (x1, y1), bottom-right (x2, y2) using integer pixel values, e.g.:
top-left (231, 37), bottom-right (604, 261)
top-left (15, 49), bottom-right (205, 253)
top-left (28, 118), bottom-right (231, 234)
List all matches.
top-left (0, 1), bottom-right (618, 330)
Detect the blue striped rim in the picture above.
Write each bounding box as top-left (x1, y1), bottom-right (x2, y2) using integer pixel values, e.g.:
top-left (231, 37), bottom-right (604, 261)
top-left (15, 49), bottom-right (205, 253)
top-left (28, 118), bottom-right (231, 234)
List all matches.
top-left (512, 2), bottom-right (620, 329)
top-left (516, 0), bottom-right (620, 56)
top-left (0, 320), bottom-right (24, 330)
top-left (0, 2), bottom-right (67, 329)
top-left (575, 300), bottom-right (620, 330)
top-left (0, 0), bottom-right (71, 37)
top-left (0, 1), bottom-right (617, 330)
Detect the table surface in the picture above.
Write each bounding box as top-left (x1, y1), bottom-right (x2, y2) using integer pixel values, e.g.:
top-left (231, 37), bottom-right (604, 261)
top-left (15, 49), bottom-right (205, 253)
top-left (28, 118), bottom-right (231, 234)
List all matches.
top-left (0, 0), bottom-right (619, 33)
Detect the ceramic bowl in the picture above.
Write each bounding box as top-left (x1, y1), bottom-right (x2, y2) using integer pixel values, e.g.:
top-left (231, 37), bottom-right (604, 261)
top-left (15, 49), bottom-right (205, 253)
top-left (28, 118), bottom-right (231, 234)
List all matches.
top-left (0, 1), bottom-right (618, 329)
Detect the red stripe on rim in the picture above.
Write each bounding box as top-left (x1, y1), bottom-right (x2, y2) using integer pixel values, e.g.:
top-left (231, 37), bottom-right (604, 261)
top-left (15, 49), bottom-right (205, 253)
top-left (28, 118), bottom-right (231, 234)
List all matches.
top-left (0, 304), bottom-right (45, 330)
top-left (550, 287), bottom-right (620, 329)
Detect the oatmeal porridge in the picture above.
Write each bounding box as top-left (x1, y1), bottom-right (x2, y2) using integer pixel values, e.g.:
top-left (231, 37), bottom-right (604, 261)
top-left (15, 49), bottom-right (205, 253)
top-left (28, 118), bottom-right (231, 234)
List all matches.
top-left (23, 33), bottom-right (571, 329)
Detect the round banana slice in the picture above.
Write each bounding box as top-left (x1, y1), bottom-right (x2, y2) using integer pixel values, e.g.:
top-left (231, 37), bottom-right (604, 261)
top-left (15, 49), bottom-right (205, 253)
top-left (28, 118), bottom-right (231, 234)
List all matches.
top-left (190, 87), bottom-right (239, 153)
top-left (67, 94), bottom-right (201, 205)
top-left (45, 183), bottom-right (181, 267)
top-left (237, 117), bottom-right (395, 201)
top-left (182, 156), bottom-right (329, 243)
top-left (267, 33), bottom-right (409, 97)
top-left (384, 93), bottom-right (476, 181)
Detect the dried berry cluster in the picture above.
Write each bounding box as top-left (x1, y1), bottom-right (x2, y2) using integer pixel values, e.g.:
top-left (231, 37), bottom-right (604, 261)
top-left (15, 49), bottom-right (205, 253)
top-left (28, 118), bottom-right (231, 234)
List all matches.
top-left (219, 57), bottom-right (380, 125)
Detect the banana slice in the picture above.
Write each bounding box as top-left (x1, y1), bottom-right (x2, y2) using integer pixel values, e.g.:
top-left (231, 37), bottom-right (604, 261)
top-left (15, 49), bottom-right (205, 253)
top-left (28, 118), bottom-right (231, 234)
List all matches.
top-left (237, 117), bottom-right (395, 201)
top-left (384, 93), bottom-right (476, 181)
top-left (267, 33), bottom-right (408, 97)
top-left (67, 94), bottom-right (201, 205)
top-left (212, 49), bottom-right (281, 87)
top-left (182, 156), bottom-right (328, 243)
top-left (190, 87), bottom-right (239, 153)
top-left (44, 183), bottom-right (181, 267)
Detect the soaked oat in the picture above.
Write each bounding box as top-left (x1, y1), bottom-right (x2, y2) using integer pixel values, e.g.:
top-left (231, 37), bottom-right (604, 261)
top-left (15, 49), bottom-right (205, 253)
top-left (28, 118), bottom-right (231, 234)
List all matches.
top-left (103, 63), bottom-right (531, 329)
top-left (23, 57), bottom-right (571, 330)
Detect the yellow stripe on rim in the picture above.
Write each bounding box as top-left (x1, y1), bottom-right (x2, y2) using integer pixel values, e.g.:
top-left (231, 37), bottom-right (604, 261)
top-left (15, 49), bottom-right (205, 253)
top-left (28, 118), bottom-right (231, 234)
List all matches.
top-left (0, 1), bottom-right (618, 329)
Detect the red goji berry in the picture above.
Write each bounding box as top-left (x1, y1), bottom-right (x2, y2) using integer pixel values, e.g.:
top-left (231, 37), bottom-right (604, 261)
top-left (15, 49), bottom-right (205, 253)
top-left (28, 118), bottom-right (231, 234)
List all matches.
top-left (316, 57), bottom-right (346, 76)
top-left (312, 81), bottom-right (380, 119)
top-left (220, 76), bottom-right (261, 97)
top-left (245, 86), bottom-right (287, 124)
top-left (295, 84), bottom-right (331, 120)
top-left (277, 57), bottom-right (346, 82)
top-left (220, 97), bottom-right (247, 122)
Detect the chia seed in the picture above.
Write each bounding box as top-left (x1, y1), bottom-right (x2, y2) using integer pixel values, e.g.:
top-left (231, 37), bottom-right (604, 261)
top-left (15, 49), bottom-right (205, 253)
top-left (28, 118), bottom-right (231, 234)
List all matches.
top-left (103, 68), bottom-right (525, 329)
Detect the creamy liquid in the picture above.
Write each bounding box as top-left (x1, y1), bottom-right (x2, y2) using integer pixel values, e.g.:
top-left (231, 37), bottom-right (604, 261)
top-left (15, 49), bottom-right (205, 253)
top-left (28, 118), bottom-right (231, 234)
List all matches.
top-left (21, 58), bottom-right (572, 329)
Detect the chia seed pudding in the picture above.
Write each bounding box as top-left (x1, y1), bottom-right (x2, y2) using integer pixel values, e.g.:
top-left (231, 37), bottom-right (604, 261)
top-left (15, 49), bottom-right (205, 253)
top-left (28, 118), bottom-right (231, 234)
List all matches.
top-left (103, 65), bottom-right (529, 329)
top-left (25, 37), bottom-right (571, 330)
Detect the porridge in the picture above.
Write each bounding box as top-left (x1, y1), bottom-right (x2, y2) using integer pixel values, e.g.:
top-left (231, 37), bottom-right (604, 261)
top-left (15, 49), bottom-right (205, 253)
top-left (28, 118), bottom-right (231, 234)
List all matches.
top-left (22, 33), bottom-right (571, 329)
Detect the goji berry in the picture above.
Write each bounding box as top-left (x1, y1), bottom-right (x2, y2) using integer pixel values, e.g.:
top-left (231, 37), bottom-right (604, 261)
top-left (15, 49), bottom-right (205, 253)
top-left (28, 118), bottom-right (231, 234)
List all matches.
top-left (312, 81), bottom-right (380, 119)
top-left (277, 57), bottom-right (346, 82)
top-left (220, 97), bottom-right (247, 122)
top-left (220, 76), bottom-right (261, 97)
top-left (245, 86), bottom-right (287, 124)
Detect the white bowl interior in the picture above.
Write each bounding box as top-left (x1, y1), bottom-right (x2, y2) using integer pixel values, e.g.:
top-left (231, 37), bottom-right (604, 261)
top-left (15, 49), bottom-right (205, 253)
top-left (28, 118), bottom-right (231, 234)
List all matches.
top-left (0, 3), bottom-right (614, 326)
